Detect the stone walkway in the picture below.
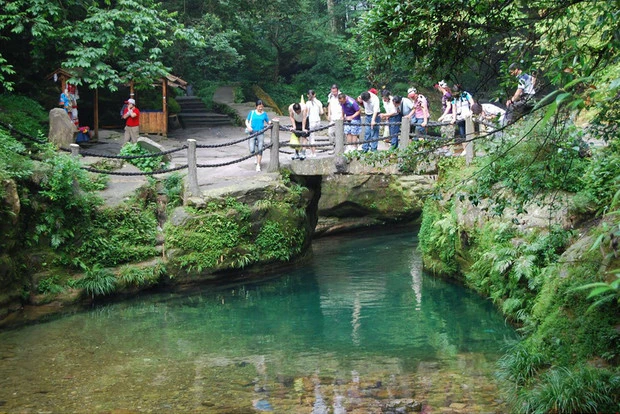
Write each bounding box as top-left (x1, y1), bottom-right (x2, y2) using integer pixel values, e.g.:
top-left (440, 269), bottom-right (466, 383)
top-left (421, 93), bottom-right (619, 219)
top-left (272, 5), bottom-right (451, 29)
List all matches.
top-left (83, 86), bottom-right (389, 206)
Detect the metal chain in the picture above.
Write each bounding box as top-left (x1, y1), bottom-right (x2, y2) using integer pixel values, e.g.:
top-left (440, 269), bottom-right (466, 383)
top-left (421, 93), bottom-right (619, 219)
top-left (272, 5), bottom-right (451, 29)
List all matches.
top-left (197, 125), bottom-right (273, 148)
top-left (196, 143), bottom-right (273, 167)
top-left (0, 119), bottom-right (49, 144)
top-left (82, 164), bottom-right (189, 176)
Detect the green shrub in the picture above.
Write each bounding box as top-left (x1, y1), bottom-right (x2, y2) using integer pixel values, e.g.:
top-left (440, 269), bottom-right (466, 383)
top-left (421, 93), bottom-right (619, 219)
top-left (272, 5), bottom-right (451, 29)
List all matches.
top-left (37, 275), bottom-right (64, 295)
top-left (72, 205), bottom-right (159, 267)
top-left (118, 263), bottom-right (165, 288)
top-left (512, 365), bottom-right (620, 414)
top-left (119, 142), bottom-right (168, 173)
top-left (497, 342), bottom-right (548, 387)
top-left (417, 200), bottom-right (459, 275)
top-left (0, 129), bottom-right (32, 185)
top-left (76, 265), bottom-right (117, 298)
top-left (575, 140), bottom-right (620, 214)
top-left (31, 153), bottom-right (103, 249)
top-left (162, 172), bottom-right (185, 208)
top-left (0, 94), bottom-right (48, 137)
top-left (255, 220), bottom-right (304, 261)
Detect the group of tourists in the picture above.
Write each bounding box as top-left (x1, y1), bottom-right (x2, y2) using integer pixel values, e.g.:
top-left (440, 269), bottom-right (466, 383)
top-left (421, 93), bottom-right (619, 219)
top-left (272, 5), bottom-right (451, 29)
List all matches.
top-left (244, 62), bottom-right (537, 169)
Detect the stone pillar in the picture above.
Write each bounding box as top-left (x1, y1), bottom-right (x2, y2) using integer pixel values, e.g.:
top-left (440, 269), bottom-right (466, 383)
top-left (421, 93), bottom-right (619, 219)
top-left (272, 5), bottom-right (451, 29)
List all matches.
top-left (334, 119), bottom-right (344, 155)
top-left (70, 143), bottom-right (80, 157)
top-left (268, 121), bottom-right (280, 172)
top-left (400, 118), bottom-right (411, 149)
top-left (187, 139), bottom-right (200, 197)
top-left (464, 115), bottom-right (475, 165)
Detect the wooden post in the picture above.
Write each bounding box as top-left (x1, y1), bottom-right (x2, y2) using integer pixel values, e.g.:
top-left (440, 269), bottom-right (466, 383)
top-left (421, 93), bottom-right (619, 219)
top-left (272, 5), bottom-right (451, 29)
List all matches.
top-left (94, 88), bottom-right (99, 140)
top-left (400, 118), bottom-right (411, 149)
top-left (162, 78), bottom-right (168, 136)
top-left (187, 139), bottom-right (200, 197)
top-left (334, 119), bottom-right (344, 155)
top-left (464, 115), bottom-right (475, 165)
top-left (70, 143), bottom-right (80, 157)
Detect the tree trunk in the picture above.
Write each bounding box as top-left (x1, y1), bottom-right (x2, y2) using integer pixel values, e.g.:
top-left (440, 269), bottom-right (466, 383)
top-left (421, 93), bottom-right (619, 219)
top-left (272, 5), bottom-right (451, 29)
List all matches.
top-left (327, 0), bottom-right (337, 33)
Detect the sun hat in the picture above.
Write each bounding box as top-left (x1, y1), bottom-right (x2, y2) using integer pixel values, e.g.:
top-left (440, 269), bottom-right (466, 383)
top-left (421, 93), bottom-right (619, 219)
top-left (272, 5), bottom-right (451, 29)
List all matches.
top-left (127, 98), bottom-right (136, 105)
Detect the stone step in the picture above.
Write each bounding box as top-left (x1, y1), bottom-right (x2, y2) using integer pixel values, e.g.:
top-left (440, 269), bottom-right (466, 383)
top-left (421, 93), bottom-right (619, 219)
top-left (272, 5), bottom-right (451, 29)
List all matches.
top-left (175, 96), bottom-right (204, 102)
top-left (178, 113), bottom-right (231, 120)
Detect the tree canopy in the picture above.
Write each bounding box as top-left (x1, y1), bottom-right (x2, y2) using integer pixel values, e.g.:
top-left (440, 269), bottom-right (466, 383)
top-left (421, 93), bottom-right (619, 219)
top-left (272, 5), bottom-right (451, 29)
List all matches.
top-left (0, 0), bottom-right (618, 134)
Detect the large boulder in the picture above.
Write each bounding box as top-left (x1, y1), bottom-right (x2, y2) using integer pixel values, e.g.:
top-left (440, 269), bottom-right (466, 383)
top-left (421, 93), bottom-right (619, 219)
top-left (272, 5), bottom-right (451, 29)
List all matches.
top-left (137, 136), bottom-right (172, 162)
top-left (48, 108), bottom-right (77, 147)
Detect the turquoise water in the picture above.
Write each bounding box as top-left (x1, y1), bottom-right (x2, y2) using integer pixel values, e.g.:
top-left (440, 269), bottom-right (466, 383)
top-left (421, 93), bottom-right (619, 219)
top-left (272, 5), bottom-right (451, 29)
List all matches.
top-left (0, 228), bottom-right (517, 413)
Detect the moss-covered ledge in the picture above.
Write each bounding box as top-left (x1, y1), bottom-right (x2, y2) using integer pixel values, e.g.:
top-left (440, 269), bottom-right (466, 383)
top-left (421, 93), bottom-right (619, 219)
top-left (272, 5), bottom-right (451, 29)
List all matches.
top-left (418, 171), bottom-right (620, 413)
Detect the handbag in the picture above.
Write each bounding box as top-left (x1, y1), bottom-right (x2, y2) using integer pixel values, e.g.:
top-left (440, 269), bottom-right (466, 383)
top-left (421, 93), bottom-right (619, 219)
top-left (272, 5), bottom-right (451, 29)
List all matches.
top-left (290, 132), bottom-right (300, 149)
top-left (245, 110), bottom-right (254, 134)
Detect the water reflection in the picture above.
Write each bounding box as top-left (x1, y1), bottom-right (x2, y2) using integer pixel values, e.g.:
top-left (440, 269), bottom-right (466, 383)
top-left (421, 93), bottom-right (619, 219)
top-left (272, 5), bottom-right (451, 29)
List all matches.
top-left (0, 227), bottom-right (517, 413)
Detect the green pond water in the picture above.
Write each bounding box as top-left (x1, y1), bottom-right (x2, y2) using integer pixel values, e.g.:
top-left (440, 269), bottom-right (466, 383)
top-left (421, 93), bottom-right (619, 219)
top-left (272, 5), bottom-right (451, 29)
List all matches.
top-left (0, 228), bottom-right (518, 413)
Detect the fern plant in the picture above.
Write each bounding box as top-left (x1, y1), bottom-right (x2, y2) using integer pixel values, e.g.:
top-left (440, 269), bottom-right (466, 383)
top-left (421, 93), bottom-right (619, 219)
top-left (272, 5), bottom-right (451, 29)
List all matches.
top-left (76, 265), bottom-right (117, 298)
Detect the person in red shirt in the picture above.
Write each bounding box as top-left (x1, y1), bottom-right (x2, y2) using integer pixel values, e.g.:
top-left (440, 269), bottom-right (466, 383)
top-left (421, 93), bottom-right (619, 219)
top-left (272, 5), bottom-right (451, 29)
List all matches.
top-left (122, 98), bottom-right (140, 144)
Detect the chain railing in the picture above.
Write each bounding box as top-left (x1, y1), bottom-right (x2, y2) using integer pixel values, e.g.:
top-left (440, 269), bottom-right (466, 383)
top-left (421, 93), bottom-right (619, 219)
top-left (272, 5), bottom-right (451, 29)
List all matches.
top-left (3, 114), bottom-right (499, 192)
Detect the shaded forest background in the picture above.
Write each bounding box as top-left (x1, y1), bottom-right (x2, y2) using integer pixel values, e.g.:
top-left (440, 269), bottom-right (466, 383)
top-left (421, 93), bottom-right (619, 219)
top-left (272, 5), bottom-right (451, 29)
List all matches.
top-left (3, 0), bottom-right (616, 131)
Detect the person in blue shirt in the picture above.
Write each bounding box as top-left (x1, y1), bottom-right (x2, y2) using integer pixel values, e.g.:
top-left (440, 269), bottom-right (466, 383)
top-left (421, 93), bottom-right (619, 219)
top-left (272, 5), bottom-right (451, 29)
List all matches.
top-left (245, 100), bottom-right (272, 172)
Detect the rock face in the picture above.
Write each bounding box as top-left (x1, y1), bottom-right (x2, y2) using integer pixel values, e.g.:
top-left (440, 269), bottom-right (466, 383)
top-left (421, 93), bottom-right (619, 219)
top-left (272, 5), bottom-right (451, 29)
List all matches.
top-left (48, 108), bottom-right (77, 147)
top-left (166, 174), bottom-right (316, 281)
top-left (454, 189), bottom-right (574, 231)
top-left (316, 173), bottom-right (435, 235)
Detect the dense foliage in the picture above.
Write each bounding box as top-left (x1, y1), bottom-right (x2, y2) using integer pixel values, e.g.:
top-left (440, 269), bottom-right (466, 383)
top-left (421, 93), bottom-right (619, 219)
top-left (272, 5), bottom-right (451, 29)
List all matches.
top-left (2, 0), bottom-right (620, 411)
top-left (418, 118), bottom-right (620, 411)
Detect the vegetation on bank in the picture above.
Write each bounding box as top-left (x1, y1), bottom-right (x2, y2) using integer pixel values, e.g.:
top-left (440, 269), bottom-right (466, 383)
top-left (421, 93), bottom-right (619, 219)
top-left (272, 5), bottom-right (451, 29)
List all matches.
top-left (417, 115), bottom-right (620, 412)
top-left (0, 95), bottom-right (312, 314)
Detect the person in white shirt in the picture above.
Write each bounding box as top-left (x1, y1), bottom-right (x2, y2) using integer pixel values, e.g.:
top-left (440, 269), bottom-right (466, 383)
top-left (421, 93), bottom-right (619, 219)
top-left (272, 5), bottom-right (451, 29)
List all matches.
top-left (472, 102), bottom-right (506, 131)
top-left (305, 89), bottom-right (323, 157)
top-left (289, 102), bottom-right (308, 159)
top-left (379, 90), bottom-right (399, 149)
top-left (326, 84), bottom-right (342, 154)
top-left (359, 90), bottom-right (381, 152)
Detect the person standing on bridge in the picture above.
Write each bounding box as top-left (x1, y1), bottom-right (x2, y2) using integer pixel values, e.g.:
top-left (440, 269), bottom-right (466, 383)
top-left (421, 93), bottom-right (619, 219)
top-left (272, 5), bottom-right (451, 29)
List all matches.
top-left (359, 90), bottom-right (381, 152)
top-left (326, 84), bottom-right (342, 155)
top-left (288, 102), bottom-right (308, 160)
top-left (122, 98), bottom-right (140, 144)
top-left (306, 90), bottom-right (323, 158)
top-left (338, 93), bottom-right (361, 152)
top-left (406, 88), bottom-right (429, 139)
top-left (379, 90), bottom-right (400, 149)
top-left (246, 99), bottom-right (271, 172)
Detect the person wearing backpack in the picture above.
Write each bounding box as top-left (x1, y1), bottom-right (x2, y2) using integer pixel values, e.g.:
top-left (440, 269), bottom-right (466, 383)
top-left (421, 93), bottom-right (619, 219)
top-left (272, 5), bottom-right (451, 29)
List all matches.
top-left (505, 62), bottom-right (536, 123)
top-left (405, 87), bottom-right (429, 138)
top-left (451, 84), bottom-right (476, 142)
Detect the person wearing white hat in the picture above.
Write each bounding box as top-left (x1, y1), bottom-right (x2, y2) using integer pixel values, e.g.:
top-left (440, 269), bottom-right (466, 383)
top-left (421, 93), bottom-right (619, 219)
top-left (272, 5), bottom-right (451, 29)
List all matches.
top-left (122, 98), bottom-right (140, 144)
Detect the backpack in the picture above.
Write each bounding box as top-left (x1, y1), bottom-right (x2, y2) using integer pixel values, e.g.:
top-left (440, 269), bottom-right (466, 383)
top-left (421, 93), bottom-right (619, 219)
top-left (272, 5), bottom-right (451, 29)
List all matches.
top-left (417, 94), bottom-right (430, 115)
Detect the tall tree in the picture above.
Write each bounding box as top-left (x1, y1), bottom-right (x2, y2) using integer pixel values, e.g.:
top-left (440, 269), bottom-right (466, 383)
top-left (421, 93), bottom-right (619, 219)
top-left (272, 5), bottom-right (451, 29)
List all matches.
top-left (0, 0), bottom-right (206, 92)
